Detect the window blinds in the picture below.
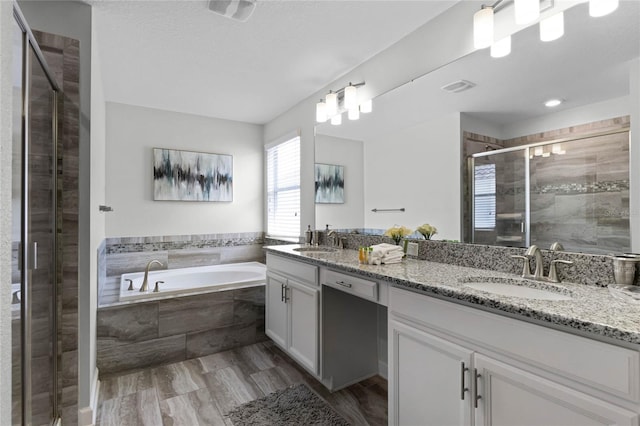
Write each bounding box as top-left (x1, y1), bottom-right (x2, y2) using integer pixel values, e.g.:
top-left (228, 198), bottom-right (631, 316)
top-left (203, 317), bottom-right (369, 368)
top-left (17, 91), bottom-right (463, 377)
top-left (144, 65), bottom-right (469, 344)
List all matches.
top-left (474, 163), bottom-right (496, 229)
top-left (266, 136), bottom-right (300, 238)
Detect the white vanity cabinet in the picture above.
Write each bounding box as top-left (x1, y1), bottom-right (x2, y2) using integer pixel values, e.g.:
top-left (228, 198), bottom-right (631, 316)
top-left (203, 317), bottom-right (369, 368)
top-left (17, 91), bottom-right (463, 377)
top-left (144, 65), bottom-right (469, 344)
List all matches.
top-left (265, 253), bottom-right (319, 375)
top-left (389, 287), bottom-right (640, 426)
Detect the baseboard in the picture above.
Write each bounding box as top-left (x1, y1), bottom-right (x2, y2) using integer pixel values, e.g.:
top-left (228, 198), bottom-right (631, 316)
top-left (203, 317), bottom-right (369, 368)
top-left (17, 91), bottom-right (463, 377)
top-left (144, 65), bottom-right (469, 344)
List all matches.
top-left (378, 360), bottom-right (388, 380)
top-left (78, 367), bottom-right (100, 426)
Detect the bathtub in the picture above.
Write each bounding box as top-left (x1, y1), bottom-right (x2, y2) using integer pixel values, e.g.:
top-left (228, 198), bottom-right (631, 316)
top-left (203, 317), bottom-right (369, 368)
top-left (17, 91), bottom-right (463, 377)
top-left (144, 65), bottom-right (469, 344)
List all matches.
top-left (119, 261), bottom-right (266, 302)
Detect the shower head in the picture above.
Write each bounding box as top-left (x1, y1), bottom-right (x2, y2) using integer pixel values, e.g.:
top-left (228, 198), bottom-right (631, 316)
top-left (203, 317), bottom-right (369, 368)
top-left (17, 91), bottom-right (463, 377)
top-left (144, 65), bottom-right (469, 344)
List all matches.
top-left (208, 0), bottom-right (257, 22)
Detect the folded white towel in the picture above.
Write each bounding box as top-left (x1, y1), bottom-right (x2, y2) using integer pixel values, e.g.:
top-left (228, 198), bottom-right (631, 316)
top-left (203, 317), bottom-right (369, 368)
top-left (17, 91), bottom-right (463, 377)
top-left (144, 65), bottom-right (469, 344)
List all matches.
top-left (371, 243), bottom-right (403, 256)
top-left (382, 257), bottom-right (402, 264)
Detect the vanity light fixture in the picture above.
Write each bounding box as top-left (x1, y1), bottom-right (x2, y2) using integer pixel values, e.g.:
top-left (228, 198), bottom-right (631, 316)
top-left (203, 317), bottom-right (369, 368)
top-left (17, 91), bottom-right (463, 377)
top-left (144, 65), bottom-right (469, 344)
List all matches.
top-left (540, 11), bottom-right (564, 42)
top-left (544, 98), bottom-right (563, 107)
top-left (491, 35), bottom-right (512, 58)
top-left (589, 0), bottom-right (618, 17)
top-left (316, 82), bottom-right (369, 125)
top-left (475, 0), bottom-right (615, 59)
top-left (514, 0), bottom-right (540, 25)
top-left (474, 6), bottom-right (494, 49)
top-left (316, 100), bottom-right (327, 123)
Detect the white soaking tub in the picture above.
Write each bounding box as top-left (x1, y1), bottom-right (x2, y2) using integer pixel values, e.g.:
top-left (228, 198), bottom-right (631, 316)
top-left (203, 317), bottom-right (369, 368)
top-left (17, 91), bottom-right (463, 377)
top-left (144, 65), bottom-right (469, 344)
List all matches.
top-left (119, 261), bottom-right (266, 302)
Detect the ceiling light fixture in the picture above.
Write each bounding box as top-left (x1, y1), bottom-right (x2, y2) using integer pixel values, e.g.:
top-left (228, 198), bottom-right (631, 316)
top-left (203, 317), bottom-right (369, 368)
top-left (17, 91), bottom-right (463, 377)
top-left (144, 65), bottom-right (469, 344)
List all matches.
top-left (589, 0), bottom-right (619, 17)
top-left (316, 82), bottom-right (369, 125)
top-left (540, 11), bottom-right (564, 41)
top-left (544, 98), bottom-right (563, 107)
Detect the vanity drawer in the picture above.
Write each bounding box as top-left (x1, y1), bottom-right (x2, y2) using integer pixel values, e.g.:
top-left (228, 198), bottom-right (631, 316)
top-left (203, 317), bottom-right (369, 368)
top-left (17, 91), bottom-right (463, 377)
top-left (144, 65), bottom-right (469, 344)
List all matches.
top-left (322, 269), bottom-right (377, 302)
top-left (266, 253), bottom-right (318, 286)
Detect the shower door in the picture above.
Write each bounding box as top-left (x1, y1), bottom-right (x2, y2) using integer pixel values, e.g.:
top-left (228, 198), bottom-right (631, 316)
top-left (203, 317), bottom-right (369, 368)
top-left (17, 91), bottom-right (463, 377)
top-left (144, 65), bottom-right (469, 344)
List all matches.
top-left (12, 7), bottom-right (60, 425)
top-left (471, 149), bottom-right (528, 247)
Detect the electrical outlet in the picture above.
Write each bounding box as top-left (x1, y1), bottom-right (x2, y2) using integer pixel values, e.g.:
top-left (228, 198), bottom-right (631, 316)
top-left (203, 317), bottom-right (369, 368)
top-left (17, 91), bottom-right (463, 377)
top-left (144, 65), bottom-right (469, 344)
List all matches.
top-left (406, 242), bottom-right (419, 256)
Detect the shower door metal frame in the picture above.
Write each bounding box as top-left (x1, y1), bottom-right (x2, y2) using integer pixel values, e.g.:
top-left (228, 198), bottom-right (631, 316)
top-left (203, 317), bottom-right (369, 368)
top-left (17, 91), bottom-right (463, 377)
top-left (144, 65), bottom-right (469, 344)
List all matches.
top-left (13, 3), bottom-right (61, 425)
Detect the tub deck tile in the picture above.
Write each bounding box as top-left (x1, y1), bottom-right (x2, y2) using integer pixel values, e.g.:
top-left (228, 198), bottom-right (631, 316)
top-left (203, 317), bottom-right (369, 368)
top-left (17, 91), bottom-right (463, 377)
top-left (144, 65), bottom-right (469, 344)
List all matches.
top-left (158, 291), bottom-right (234, 337)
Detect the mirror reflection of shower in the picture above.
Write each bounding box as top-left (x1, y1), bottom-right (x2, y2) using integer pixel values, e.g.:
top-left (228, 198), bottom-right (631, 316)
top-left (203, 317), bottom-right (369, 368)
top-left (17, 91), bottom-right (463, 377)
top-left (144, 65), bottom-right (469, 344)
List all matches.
top-left (469, 118), bottom-right (630, 255)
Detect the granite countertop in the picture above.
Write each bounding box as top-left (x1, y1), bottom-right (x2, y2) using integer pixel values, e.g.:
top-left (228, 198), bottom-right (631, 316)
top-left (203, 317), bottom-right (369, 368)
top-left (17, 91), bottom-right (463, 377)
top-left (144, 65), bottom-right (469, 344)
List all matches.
top-left (265, 244), bottom-right (640, 347)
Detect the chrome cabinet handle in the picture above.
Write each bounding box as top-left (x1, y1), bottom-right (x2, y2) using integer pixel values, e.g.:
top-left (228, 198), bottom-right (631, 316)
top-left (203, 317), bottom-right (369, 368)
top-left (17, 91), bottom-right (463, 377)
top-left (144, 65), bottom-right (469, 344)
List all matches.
top-left (336, 280), bottom-right (352, 288)
top-left (33, 241), bottom-right (38, 270)
top-left (461, 362), bottom-right (469, 400)
top-left (281, 283), bottom-right (285, 302)
top-left (283, 286), bottom-right (290, 302)
top-left (154, 281), bottom-right (163, 293)
top-left (125, 279), bottom-right (134, 291)
top-left (474, 368), bottom-right (482, 408)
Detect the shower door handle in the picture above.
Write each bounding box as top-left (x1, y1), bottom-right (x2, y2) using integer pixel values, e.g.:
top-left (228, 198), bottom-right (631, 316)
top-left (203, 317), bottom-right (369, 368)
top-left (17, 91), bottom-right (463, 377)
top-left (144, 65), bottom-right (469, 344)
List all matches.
top-left (32, 241), bottom-right (38, 270)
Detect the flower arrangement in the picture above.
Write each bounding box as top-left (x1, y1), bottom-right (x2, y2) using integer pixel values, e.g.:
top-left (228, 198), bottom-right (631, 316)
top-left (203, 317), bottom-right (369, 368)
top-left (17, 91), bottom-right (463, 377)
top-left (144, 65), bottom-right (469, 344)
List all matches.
top-left (417, 223), bottom-right (437, 240)
top-left (384, 225), bottom-right (413, 245)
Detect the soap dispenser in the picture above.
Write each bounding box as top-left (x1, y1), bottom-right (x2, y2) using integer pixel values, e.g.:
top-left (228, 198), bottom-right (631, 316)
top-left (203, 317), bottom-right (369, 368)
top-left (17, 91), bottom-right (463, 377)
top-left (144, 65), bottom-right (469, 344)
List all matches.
top-left (305, 225), bottom-right (313, 245)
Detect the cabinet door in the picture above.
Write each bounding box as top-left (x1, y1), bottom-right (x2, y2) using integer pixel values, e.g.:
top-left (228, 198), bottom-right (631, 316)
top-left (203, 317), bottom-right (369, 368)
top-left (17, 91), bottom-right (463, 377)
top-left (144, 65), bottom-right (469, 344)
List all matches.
top-left (474, 354), bottom-right (639, 426)
top-left (389, 319), bottom-right (474, 426)
top-left (287, 279), bottom-right (319, 374)
top-left (265, 272), bottom-right (287, 349)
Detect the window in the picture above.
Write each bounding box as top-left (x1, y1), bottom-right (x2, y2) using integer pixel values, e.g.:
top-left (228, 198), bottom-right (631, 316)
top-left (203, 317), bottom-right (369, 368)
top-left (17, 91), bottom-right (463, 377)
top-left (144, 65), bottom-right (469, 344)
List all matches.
top-left (474, 163), bottom-right (496, 229)
top-left (266, 136), bottom-right (300, 237)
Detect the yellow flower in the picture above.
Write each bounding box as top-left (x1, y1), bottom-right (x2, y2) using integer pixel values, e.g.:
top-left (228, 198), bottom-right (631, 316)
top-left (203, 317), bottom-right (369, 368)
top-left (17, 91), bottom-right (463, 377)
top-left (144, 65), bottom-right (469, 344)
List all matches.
top-left (417, 224), bottom-right (437, 240)
top-left (384, 225), bottom-right (413, 244)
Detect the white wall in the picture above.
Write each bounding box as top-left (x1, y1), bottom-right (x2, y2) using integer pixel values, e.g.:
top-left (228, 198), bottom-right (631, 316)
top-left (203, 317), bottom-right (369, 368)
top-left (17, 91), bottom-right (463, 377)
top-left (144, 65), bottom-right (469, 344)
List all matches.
top-left (264, 1), bottom-right (479, 238)
top-left (105, 102), bottom-right (264, 237)
top-left (0, 2), bottom-right (14, 423)
top-left (460, 113), bottom-right (503, 141)
top-left (87, 10), bottom-right (105, 422)
top-left (500, 96), bottom-right (630, 140)
top-left (630, 59), bottom-right (640, 252)
top-left (314, 134), bottom-right (364, 229)
top-left (364, 113), bottom-right (462, 240)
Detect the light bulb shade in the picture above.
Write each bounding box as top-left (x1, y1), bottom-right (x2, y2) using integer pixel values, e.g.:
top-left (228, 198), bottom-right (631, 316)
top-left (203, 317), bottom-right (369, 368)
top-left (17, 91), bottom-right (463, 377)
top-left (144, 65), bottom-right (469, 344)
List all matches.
top-left (589, 0), bottom-right (618, 17)
top-left (490, 36), bottom-right (511, 58)
top-left (348, 108), bottom-right (360, 121)
top-left (540, 11), bottom-right (564, 42)
top-left (360, 99), bottom-right (372, 113)
top-left (316, 101), bottom-right (327, 123)
top-left (325, 92), bottom-right (338, 117)
top-left (344, 84), bottom-right (358, 110)
top-left (330, 113), bottom-right (342, 126)
top-left (473, 7), bottom-right (494, 49)
top-left (515, 0), bottom-right (540, 25)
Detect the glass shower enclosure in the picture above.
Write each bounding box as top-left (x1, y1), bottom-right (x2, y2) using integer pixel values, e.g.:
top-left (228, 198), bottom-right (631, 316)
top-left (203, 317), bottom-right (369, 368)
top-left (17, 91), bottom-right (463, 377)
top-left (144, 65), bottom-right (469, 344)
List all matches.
top-left (470, 129), bottom-right (630, 255)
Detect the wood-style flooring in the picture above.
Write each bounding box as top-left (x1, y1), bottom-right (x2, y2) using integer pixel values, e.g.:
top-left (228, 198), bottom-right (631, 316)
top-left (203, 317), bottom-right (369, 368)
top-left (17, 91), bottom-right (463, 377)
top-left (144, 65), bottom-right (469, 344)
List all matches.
top-left (96, 341), bottom-right (387, 425)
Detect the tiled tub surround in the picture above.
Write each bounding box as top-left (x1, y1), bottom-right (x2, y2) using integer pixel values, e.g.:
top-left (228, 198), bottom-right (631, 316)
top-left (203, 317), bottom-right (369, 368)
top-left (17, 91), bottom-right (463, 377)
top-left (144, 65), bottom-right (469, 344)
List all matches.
top-left (98, 232), bottom-right (265, 306)
top-left (264, 245), bottom-right (640, 346)
top-left (324, 230), bottom-right (630, 287)
top-left (97, 284), bottom-right (266, 376)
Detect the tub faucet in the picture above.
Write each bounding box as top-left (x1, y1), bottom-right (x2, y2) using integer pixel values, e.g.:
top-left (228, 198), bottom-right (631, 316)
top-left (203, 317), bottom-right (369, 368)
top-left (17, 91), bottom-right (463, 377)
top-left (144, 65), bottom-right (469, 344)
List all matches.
top-left (141, 260), bottom-right (163, 292)
top-left (525, 245), bottom-right (544, 280)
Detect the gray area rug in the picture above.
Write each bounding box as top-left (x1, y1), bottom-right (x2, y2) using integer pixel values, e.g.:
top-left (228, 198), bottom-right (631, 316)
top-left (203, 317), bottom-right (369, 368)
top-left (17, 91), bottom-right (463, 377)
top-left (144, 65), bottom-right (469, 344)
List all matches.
top-left (227, 384), bottom-right (350, 425)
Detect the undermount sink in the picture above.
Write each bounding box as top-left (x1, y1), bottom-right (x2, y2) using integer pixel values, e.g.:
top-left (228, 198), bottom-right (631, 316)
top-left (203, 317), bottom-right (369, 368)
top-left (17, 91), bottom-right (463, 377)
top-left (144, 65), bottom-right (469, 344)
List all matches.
top-left (293, 246), bottom-right (338, 253)
top-left (460, 277), bottom-right (573, 301)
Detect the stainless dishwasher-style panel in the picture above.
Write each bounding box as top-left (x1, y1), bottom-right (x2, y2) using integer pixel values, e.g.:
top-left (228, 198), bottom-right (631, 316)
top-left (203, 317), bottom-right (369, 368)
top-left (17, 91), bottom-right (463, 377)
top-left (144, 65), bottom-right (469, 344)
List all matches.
top-left (322, 269), bottom-right (377, 302)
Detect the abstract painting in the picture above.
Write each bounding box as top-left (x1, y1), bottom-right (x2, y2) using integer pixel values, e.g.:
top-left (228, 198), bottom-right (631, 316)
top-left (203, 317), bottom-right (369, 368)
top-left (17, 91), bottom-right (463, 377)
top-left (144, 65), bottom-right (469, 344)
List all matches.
top-left (153, 148), bottom-right (233, 201)
top-left (315, 163), bottom-right (344, 204)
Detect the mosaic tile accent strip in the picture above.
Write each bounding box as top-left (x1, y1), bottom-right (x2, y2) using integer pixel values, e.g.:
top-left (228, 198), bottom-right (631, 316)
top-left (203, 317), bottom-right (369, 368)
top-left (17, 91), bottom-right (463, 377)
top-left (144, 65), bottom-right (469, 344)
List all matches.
top-left (106, 232), bottom-right (265, 254)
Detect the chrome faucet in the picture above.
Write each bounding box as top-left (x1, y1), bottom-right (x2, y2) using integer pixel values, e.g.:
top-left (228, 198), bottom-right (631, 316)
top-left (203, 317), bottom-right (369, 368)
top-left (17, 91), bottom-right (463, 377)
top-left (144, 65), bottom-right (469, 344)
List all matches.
top-left (525, 245), bottom-right (544, 280)
top-left (141, 260), bottom-right (163, 292)
top-left (327, 230), bottom-right (337, 247)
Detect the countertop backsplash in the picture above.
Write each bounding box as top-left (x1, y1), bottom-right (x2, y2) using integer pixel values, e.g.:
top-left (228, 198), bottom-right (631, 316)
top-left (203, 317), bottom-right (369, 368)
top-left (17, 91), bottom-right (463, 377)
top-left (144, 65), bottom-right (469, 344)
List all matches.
top-left (322, 230), bottom-right (626, 287)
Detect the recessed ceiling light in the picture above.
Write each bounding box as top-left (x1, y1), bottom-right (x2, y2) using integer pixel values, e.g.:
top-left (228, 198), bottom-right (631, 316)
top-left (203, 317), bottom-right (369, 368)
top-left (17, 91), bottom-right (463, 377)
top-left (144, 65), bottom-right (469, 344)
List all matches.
top-left (544, 99), bottom-right (563, 108)
top-left (441, 80), bottom-right (476, 93)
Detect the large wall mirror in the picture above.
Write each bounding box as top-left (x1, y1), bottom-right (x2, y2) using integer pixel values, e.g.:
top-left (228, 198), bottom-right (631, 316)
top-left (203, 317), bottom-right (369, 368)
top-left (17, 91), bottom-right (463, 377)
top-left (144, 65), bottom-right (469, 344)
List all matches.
top-left (314, 1), bottom-right (639, 255)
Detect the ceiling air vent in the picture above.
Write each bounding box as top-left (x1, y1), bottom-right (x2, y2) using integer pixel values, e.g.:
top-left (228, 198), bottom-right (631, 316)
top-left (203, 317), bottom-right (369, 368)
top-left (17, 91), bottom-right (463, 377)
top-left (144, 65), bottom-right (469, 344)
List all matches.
top-left (208, 0), bottom-right (257, 22)
top-left (441, 80), bottom-right (476, 93)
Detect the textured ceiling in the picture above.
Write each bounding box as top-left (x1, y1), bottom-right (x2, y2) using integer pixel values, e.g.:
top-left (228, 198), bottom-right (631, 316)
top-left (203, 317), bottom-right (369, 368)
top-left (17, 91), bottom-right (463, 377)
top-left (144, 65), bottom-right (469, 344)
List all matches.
top-left (91, 0), bottom-right (459, 124)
